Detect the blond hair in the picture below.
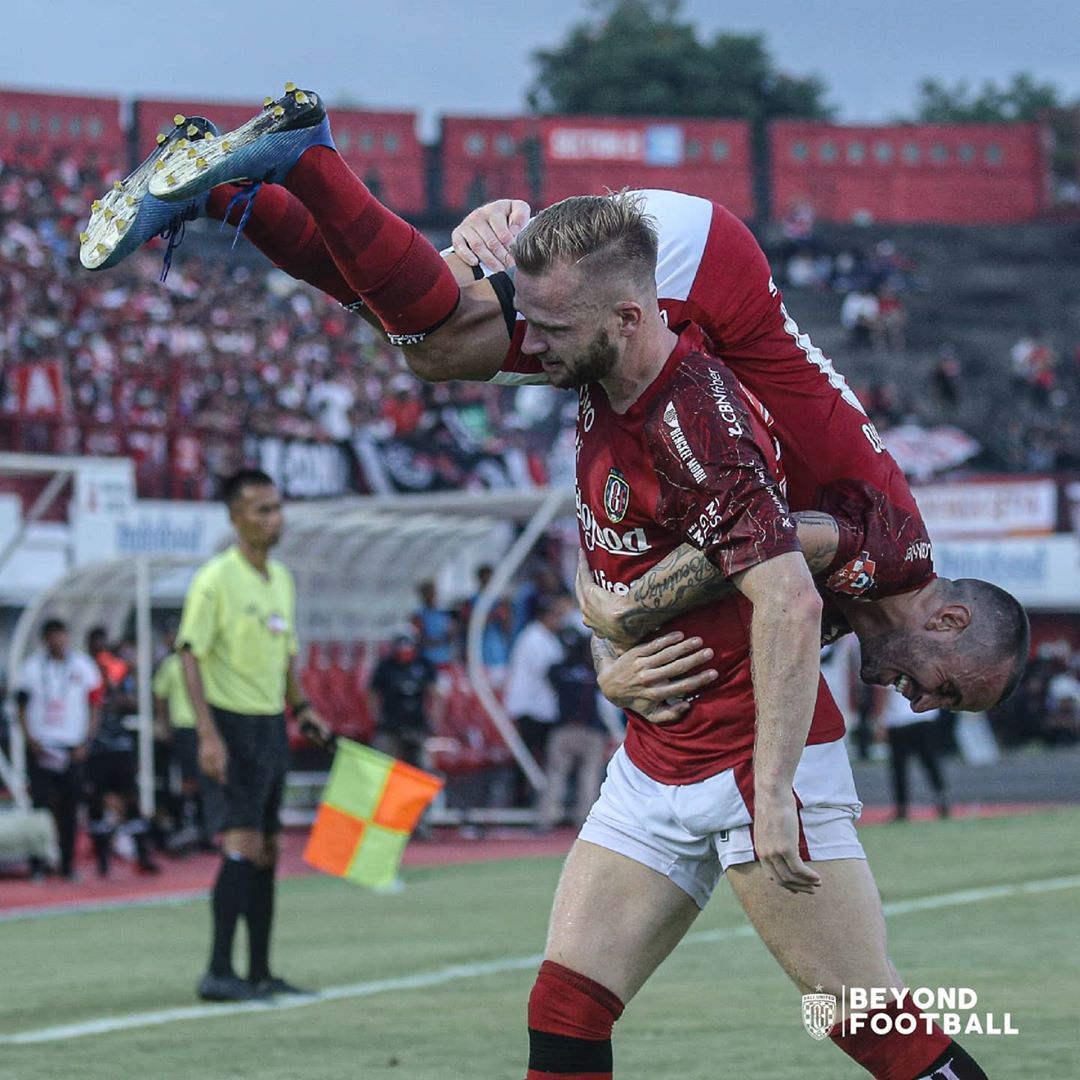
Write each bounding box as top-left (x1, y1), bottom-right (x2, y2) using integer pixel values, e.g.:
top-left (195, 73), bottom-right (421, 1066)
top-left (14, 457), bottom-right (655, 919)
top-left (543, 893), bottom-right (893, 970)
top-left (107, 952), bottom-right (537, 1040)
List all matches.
top-left (512, 191), bottom-right (659, 288)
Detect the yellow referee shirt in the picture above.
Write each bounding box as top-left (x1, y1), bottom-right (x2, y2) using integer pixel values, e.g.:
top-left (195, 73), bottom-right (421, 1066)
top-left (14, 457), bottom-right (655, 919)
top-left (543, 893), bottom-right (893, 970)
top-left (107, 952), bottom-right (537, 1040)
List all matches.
top-left (152, 652), bottom-right (197, 729)
top-left (177, 546), bottom-right (299, 716)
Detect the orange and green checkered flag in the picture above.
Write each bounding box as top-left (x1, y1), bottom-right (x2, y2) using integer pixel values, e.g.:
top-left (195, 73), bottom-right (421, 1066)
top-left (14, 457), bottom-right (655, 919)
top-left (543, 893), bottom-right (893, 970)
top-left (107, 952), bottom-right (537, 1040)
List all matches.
top-left (303, 738), bottom-right (444, 889)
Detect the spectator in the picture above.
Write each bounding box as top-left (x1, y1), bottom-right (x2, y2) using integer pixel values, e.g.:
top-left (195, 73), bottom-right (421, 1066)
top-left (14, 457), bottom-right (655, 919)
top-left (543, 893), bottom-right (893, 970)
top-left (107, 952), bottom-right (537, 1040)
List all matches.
top-left (412, 580), bottom-right (459, 666)
top-left (369, 632), bottom-right (437, 768)
top-left (504, 593), bottom-right (574, 803)
top-left (780, 197), bottom-right (816, 245)
top-left (382, 374), bottom-right (426, 437)
top-left (865, 238), bottom-right (911, 290)
top-left (931, 345), bottom-right (963, 411)
top-left (537, 630), bottom-right (612, 832)
top-left (874, 689), bottom-right (950, 821)
top-left (0, 155), bottom-right (527, 499)
top-left (458, 565), bottom-right (512, 684)
top-left (307, 367), bottom-right (356, 443)
top-left (785, 249), bottom-right (820, 289)
top-left (478, 597), bottom-right (513, 686)
top-left (840, 288), bottom-right (880, 350)
top-left (14, 617), bottom-right (102, 880)
top-left (85, 627), bottom-right (159, 876)
top-left (1010, 331), bottom-right (1057, 406)
top-left (1044, 657), bottom-right (1080, 747)
top-left (876, 282), bottom-right (907, 352)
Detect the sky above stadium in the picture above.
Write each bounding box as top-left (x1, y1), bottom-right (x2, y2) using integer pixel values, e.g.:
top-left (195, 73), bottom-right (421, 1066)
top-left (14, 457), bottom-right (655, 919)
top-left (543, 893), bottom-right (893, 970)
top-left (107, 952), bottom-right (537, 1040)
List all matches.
top-left (4, 0), bottom-right (1078, 138)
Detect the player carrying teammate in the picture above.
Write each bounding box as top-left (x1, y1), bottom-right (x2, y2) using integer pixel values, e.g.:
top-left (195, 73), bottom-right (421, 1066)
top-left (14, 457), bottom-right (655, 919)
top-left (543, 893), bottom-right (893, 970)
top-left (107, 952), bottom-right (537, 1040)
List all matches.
top-left (78, 84), bottom-right (1026, 714)
top-left (505, 193), bottom-right (990, 1080)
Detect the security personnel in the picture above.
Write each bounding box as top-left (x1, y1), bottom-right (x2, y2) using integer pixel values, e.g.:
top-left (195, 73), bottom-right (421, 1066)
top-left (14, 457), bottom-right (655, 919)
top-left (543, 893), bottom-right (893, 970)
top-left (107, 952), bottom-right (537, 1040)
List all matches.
top-left (15, 618), bottom-right (102, 880)
top-left (178, 469), bottom-right (331, 1002)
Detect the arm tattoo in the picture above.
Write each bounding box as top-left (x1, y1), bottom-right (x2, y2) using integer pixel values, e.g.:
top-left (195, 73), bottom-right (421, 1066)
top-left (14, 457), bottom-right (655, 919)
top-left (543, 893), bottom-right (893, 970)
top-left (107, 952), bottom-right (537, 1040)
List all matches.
top-left (625, 545), bottom-right (731, 638)
top-left (791, 511), bottom-right (840, 574)
top-left (620, 512), bottom-right (839, 636)
top-left (590, 634), bottom-right (619, 676)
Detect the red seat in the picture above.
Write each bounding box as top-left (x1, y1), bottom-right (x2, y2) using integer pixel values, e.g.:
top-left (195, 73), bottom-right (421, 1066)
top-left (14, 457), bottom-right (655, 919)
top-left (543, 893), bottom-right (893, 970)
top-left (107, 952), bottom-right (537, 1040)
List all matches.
top-left (429, 664), bottom-right (512, 774)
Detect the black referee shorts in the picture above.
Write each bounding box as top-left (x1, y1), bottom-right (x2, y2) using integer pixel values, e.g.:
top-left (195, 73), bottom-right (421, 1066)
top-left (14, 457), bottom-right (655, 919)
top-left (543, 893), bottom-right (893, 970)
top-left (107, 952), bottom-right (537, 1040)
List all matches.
top-left (211, 707), bottom-right (289, 835)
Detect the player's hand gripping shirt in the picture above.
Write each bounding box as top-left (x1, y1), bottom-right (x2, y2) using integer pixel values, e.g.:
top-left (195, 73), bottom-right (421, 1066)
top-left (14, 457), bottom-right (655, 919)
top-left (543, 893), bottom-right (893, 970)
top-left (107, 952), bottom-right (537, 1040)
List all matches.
top-left (577, 322), bottom-right (844, 784)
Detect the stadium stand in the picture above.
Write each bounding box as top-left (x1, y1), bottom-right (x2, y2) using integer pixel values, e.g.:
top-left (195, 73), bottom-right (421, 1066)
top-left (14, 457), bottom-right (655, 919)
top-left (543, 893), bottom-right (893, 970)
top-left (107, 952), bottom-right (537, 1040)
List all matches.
top-left (0, 89), bottom-right (126, 173)
top-left (770, 120), bottom-right (1048, 224)
top-left (537, 114), bottom-right (754, 215)
top-left (439, 116), bottom-right (539, 213)
top-left (440, 114), bottom-right (754, 216)
top-left (2, 86), bottom-right (1077, 507)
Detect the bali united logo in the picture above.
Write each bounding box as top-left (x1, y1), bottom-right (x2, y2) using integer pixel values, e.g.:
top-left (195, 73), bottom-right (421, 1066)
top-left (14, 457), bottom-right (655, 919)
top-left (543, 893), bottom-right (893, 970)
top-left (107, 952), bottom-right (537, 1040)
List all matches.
top-left (801, 990), bottom-right (837, 1041)
top-left (603, 469), bottom-right (631, 524)
top-left (827, 550), bottom-right (877, 597)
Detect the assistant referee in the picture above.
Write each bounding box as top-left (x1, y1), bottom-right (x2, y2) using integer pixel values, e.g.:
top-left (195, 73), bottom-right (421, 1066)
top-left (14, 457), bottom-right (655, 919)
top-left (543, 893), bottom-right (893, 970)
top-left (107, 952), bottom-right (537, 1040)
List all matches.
top-left (178, 468), bottom-right (331, 1002)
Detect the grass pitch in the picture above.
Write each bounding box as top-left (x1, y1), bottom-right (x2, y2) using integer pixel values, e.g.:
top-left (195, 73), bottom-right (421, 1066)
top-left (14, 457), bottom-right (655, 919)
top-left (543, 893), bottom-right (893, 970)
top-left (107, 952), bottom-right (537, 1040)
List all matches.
top-left (1, 807), bottom-right (1077, 1079)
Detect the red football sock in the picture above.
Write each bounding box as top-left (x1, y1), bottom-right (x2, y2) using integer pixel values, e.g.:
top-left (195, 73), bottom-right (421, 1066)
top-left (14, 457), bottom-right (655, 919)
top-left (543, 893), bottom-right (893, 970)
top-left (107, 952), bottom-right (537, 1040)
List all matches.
top-left (526, 960), bottom-right (624, 1080)
top-left (830, 1001), bottom-right (955, 1079)
top-left (205, 184), bottom-right (358, 306)
top-left (282, 146), bottom-right (460, 340)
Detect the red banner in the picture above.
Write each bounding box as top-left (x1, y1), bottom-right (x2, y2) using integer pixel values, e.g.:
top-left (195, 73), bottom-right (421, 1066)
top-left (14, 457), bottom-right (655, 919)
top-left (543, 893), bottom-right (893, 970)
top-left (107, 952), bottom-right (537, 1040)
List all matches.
top-left (10, 360), bottom-right (68, 417)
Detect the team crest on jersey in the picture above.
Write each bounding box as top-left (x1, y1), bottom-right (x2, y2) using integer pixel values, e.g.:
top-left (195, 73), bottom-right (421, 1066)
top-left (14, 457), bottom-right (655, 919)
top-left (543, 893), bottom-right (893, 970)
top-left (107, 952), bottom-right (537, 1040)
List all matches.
top-left (827, 551), bottom-right (877, 597)
top-left (603, 469), bottom-right (631, 524)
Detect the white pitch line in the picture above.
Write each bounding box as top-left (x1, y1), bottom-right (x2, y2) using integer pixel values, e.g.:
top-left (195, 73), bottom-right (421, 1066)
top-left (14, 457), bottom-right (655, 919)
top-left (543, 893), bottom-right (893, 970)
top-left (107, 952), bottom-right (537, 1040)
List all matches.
top-left (0, 889), bottom-right (207, 925)
top-left (2, 873), bottom-right (1078, 1046)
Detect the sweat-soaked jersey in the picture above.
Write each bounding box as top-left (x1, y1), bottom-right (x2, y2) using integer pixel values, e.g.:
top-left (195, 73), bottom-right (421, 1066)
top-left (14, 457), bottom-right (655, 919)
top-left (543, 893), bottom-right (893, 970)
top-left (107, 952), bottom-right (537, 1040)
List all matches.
top-left (577, 322), bottom-right (844, 784)
top-left (496, 189), bottom-right (934, 603)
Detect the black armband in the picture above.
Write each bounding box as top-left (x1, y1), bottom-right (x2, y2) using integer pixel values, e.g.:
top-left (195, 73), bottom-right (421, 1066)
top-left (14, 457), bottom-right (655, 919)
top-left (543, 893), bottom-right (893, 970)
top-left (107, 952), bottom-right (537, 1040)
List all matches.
top-left (488, 270), bottom-right (518, 340)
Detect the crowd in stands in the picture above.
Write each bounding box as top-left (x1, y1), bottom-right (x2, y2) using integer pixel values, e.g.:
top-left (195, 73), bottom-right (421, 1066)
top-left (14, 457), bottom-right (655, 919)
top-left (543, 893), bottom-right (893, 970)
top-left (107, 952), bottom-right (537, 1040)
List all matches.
top-left (4, 153), bottom-right (1080, 497)
top-left (773, 202), bottom-right (1080, 474)
top-left (0, 152), bottom-right (558, 499)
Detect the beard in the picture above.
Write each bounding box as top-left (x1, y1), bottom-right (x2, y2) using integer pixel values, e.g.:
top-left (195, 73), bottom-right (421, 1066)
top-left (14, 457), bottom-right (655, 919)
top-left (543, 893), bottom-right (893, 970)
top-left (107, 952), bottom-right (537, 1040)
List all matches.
top-left (858, 626), bottom-right (925, 685)
top-left (550, 328), bottom-right (619, 389)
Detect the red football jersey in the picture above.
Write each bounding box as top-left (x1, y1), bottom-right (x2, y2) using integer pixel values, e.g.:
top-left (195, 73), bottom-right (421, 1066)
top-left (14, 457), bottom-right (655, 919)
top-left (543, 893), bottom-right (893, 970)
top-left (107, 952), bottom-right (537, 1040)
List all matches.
top-left (577, 323), bottom-right (845, 784)
top-left (497, 189), bottom-right (934, 598)
top-left (815, 477), bottom-right (937, 645)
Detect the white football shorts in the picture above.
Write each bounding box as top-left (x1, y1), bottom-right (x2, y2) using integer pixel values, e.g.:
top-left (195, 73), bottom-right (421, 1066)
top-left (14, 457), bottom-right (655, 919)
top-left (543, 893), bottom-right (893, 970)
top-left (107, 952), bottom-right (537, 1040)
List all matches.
top-left (578, 738), bottom-right (865, 909)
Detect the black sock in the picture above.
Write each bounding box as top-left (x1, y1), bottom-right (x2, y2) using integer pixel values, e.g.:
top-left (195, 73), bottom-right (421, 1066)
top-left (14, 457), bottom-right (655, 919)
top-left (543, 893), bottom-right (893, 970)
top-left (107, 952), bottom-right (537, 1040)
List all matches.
top-left (209, 856), bottom-right (255, 977)
top-left (915, 1040), bottom-right (989, 1079)
top-left (247, 865), bottom-right (276, 983)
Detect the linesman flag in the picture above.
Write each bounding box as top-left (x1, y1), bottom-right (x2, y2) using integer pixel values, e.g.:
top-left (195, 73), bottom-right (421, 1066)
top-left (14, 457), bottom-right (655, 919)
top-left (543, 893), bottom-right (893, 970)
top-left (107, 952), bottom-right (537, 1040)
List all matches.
top-left (303, 738), bottom-right (444, 889)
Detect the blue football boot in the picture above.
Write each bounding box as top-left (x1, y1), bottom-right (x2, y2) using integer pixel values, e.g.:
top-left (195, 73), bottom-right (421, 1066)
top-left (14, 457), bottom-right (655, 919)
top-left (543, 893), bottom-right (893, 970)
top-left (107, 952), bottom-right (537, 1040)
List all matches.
top-left (148, 83), bottom-right (334, 204)
top-left (79, 114), bottom-right (219, 275)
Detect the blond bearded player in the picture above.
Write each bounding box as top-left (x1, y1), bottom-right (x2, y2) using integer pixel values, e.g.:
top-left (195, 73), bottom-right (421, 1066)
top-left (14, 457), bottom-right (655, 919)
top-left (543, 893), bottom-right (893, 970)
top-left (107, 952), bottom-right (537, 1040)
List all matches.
top-left (501, 194), bottom-right (991, 1080)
